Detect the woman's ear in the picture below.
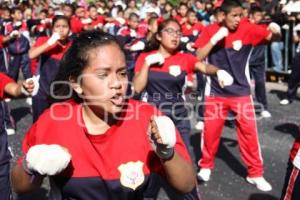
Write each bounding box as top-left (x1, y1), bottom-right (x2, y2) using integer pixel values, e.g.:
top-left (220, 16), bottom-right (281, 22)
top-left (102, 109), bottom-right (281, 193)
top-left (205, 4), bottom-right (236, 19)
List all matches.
top-left (69, 77), bottom-right (83, 95)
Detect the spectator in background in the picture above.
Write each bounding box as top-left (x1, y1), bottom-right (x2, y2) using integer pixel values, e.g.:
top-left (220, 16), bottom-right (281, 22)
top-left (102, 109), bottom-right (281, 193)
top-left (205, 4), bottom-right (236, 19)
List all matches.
top-left (280, 21), bottom-right (300, 105)
top-left (124, 0), bottom-right (139, 19)
top-left (248, 6), bottom-right (272, 118)
top-left (268, 4), bottom-right (287, 72)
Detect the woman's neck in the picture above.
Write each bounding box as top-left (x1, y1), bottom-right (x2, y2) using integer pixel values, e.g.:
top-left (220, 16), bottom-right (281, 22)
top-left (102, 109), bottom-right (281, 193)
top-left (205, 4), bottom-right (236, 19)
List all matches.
top-left (158, 46), bottom-right (175, 57)
top-left (82, 104), bottom-right (115, 135)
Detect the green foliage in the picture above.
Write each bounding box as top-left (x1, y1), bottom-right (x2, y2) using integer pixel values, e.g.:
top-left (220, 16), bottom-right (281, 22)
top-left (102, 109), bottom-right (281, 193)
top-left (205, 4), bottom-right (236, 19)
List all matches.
top-left (167, 0), bottom-right (180, 7)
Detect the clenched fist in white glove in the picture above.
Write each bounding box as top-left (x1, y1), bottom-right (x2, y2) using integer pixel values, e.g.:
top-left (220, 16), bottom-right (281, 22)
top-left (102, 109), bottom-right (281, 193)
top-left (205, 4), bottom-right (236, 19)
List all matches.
top-left (21, 75), bottom-right (40, 96)
top-left (130, 41), bottom-right (145, 51)
top-left (210, 27), bottom-right (228, 45)
top-left (25, 144), bottom-right (71, 176)
top-left (145, 53), bottom-right (164, 67)
top-left (217, 70), bottom-right (234, 88)
top-left (81, 18), bottom-right (92, 24)
top-left (268, 22), bottom-right (281, 34)
top-left (47, 32), bottom-right (60, 46)
top-left (9, 30), bottom-right (19, 38)
top-left (148, 116), bottom-right (176, 160)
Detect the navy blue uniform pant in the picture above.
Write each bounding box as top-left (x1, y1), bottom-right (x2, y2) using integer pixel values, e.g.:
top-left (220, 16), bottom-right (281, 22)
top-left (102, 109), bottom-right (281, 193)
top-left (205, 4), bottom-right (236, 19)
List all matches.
top-left (250, 63), bottom-right (268, 110)
top-left (286, 52), bottom-right (300, 102)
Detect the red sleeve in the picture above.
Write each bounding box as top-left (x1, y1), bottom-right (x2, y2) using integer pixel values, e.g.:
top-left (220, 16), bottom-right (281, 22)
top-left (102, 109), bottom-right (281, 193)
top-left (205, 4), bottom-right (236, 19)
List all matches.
top-left (250, 23), bottom-right (270, 46)
top-left (0, 35), bottom-right (3, 48)
top-left (184, 53), bottom-right (197, 74)
top-left (71, 17), bottom-right (84, 33)
top-left (16, 122), bottom-right (38, 165)
top-left (0, 73), bottom-right (15, 100)
top-left (134, 52), bottom-right (148, 73)
top-left (194, 26), bottom-right (212, 49)
top-left (33, 36), bottom-right (49, 48)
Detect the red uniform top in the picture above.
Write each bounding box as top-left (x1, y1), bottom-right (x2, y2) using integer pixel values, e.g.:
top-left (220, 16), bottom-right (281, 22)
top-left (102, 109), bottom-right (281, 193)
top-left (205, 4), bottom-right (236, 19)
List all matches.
top-left (194, 20), bottom-right (270, 97)
top-left (91, 16), bottom-right (106, 28)
top-left (0, 35), bottom-right (3, 48)
top-left (181, 22), bottom-right (205, 37)
top-left (0, 72), bottom-right (14, 100)
top-left (33, 36), bottom-right (72, 60)
top-left (17, 99), bottom-right (196, 199)
top-left (70, 16), bottom-right (84, 34)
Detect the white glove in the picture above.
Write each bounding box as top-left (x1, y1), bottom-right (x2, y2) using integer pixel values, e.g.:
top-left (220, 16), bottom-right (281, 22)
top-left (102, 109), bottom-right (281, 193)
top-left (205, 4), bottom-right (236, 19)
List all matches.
top-left (268, 22), bottom-right (281, 34)
top-left (130, 41), bottom-right (145, 51)
top-left (210, 27), bottom-right (228, 45)
top-left (9, 30), bottom-right (19, 38)
top-left (47, 32), bottom-right (60, 46)
top-left (186, 42), bottom-right (195, 52)
top-left (145, 53), bottom-right (164, 66)
top-left (217, 70), bottom-right (234, 87)
top-left (282, 24), bottom-right (289, 30)
top-left (21, 75), bottom-right (40, 96)
top-left (40, 19), bottom-right (46, 24)
top-left (14, 21), bottom-right (22, 27)
top-left (81, 18), bottom-right (92, 24)
top-left (293, 24), bottom-right (300, 36)
top-left (38, 27), bottom-right (44, 32)
top-left (25, 144), bottom-right (71, 176)
top-left (180, 36), bottom-right (189, 43)
top-left (130, 29), bottom-right (137, 38)
top-left (95, 23), bottom-right (103, 29)
top-left (148, 116), bottom-right (176, 160)
top-left (21, 76), bottom-right (39, 96)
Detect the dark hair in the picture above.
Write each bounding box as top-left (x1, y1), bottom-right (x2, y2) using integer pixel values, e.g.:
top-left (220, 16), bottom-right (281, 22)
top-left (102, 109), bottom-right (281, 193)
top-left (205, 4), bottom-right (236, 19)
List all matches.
top-left (51, 15), bottom-right (71, 30)
top-left (63, 3), bottom-right (75, 14)
top-left (145, 18), bottom-right (180, 52)
top-left (52, 30), bottom-right (124, 103)
top-left (10, 6), bottom-right (22, 15)
top-left (220, 0), bottom-right (242, 14)
top-left (186, 9), bottom-right (196, 16)
top-left (249, 6), bottom-right (263, 15)
top-left (88, 4), bottom-right (97, 10)
top-left (128, 12), bottom-right (139, 20)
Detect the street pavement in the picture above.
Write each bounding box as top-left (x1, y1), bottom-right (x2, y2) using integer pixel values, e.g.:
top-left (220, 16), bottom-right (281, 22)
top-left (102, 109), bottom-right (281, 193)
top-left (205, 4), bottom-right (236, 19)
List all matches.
top-left (7, 82), bottom-right (300, 200)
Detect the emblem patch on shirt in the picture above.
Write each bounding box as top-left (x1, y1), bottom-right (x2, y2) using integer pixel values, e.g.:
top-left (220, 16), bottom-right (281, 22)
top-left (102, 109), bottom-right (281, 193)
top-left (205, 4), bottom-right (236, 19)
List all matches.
top-left (169, 65), bottom-right (181, 77)
top-left (118, 161), bottom-right (145, 190)
top-left (232, 40), bottom-right (242, 51)
top-left (193, 30), bottom-right (199, 36)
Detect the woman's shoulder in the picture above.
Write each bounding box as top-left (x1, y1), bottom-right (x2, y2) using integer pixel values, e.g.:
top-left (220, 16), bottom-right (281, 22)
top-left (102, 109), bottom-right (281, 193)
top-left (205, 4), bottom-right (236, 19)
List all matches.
top-left (127, 99), bottom-right (162, 116)
top-left (38, 99), bottom-right (80, 123)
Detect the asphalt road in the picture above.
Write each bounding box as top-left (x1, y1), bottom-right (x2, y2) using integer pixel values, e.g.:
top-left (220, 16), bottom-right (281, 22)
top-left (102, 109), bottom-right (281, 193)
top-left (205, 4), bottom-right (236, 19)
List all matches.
top-left (7, 82), bottom-right (300, 200)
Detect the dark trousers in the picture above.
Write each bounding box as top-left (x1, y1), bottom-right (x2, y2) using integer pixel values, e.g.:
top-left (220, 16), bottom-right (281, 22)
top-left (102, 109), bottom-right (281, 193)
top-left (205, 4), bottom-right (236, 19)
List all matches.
top-left (195, 72), bottom-right (205, 121)
top-left (286, 52), bottom-right (300, 102)
top-left (281, 162), bottom-right (300, 200)
top-left (0, 162), bottom-right (11, 200)
top-left (250, 63), bottom-right (268, 110)
top-left (8, 53), bottom-right (32, 81)
top-left (32, 96), bottom-right (50, 122)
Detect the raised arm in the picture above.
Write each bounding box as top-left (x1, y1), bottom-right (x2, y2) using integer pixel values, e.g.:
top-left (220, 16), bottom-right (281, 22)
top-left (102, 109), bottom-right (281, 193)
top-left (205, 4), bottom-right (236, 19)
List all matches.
top-left (29, 33), bottom-right (60, 59)
top-left (148, 116), bottom-right (196, 193)
top-left (133, 53), bottom-right (164, 94)
top-left (196, 27), bottom-right (229, 60)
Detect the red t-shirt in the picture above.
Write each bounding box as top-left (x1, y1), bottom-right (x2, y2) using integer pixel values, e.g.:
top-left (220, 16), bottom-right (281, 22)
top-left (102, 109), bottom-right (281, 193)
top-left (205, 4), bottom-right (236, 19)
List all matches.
top-left (0, 72), bottom-right (14, 100)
